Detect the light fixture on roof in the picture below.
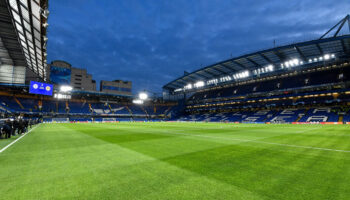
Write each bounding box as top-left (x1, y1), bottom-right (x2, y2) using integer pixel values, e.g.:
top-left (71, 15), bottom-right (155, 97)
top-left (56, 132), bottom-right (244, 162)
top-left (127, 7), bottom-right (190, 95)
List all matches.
top-left (60, 85), bottom-right (73, 92)
top-left (324, 54), bottom-right (330, 60)
top-left (194, 81), bottom-right (205, 88)
top-left (42, 22), bottom-right (49, 28)
top-left (41, 9), bottom-right (50, 18)
top-left (268, 64), bottom-right (274, 71)
top-left (139, 92), bottom-right (148, 100)
top-left (184, 83), bottom-right (192, 89)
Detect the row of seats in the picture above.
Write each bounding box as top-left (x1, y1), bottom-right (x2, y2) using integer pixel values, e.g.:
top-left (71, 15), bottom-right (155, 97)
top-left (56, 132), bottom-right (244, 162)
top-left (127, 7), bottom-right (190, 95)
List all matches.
top-left (175, 108), bottom-right (350, 123)
top-left (0, 96), bottom-right (173, 116)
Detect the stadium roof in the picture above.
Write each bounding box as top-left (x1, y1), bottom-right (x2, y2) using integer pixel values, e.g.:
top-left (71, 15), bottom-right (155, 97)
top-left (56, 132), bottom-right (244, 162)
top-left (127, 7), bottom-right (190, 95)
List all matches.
top-left (0, 0), bottom-right (49, 80)
top-left (163, 15), bottom-right (350, 91)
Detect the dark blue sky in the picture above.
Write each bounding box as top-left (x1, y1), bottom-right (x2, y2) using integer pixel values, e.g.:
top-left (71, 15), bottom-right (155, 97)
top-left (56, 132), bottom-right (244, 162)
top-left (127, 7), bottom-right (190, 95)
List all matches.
top-left (47, 0), bottom-right (350, 94)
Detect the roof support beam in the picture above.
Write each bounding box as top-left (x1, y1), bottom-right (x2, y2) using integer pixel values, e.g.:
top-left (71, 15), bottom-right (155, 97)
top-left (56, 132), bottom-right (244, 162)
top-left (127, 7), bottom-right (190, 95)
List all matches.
top-left (294, 46), bottom-right (307, 61)
top-left (194, 72), bottom-right (211, 79)
top-left (259, 53), bottom-right (274, 65)
top-left (320, 15), bottom-right (350, 39)
top-left (245, 57), bottom-right (261, 68)
top-left (219, 63), bottom-right (237, 73)
top-left (232, 60), bottom-right (246, 70)
top-left (202, 70), bottom-right (218, 77)
top-left (211, 66), bottom-right (231, 75)
top-left (315, 43), bottom-right (324, 54)
top-left (272, 50), bottom-right (286, 62)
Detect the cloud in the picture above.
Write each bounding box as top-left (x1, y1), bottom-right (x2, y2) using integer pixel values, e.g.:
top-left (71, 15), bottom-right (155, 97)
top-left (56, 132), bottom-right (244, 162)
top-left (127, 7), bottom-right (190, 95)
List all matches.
top-left (47, 0), bottom-right (350, 93)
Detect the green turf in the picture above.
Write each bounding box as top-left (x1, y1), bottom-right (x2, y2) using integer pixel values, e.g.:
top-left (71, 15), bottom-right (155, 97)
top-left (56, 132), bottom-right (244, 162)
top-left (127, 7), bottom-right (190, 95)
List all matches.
top-left (0, 135), bottom-right (20, 149)
top-left (1, 122), bottom-right (350, 200)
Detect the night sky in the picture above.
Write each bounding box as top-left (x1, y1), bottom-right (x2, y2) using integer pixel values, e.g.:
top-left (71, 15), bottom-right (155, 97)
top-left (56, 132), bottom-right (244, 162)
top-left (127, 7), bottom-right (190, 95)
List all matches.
top-left (47, 0), bottom-right (350, 94)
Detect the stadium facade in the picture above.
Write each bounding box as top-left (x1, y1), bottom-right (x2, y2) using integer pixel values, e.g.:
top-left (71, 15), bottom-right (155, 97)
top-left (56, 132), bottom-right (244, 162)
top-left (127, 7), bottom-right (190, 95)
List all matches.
top-left (100, 79), bottom-right (132, 97)
top-left (48, 60), bottom-right (96, 91)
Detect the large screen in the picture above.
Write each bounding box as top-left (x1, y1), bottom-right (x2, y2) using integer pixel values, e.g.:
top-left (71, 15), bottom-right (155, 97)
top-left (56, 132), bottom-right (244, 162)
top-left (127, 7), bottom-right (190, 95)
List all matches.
top-left (29, 81), bottom-right (53, 96)
top-left (50, 66), bottom-right (71, 84)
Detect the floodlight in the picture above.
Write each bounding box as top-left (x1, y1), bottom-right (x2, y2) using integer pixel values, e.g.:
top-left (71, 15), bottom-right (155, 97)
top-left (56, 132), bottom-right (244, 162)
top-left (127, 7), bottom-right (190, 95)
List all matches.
top-left (324, 54), bottom-right (330, 60)
top-left (133, 99), bottom-right (143, 104)
top-left (292, 59), bottom-right (299, 65)
top-left (331, 54), bottom-right (335, 58)
top-left (60, 85), bottom-right (73, 92)
top-left (194, 81), bottom-right (205, 88)
top-left (289, 60), bottom-right (294, 67)
top-left (139, 92), bottom-right (148, 100)
top-left (42, 22), bottom-right (49, 28)
top-left (185, 84), bottom-right (192, 89)
top-left (308, 59), bottom-right (312, 63)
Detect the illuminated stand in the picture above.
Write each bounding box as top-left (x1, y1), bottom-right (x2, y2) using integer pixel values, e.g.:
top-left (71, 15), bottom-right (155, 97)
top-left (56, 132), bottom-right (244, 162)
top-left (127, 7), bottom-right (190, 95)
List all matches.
top-left (54, 85), bottom-right (72, 100)
top-left (132, 92), bottom-right (149, 105)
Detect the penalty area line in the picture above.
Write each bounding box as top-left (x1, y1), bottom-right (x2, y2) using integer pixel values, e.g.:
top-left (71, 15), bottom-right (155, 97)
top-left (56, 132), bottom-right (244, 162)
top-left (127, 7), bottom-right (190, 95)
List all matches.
top-left (0, 124), bottom-right (39, 153)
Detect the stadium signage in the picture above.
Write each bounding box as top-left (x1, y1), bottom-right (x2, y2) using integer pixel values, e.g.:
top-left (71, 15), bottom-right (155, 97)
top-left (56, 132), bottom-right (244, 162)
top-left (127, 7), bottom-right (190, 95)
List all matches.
top-left (29, 81), bottom-right (53, 96)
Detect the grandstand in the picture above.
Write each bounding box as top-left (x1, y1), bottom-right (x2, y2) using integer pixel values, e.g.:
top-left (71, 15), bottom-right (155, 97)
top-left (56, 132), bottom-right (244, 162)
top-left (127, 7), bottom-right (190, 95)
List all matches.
top-left (164, 15), bottom-right (350, 124)
top-left (0, 87), bottom-right (176, 122)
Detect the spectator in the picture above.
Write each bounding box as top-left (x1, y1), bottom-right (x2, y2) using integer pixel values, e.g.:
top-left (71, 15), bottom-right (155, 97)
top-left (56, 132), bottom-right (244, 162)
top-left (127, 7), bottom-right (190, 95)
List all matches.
top-left (3, 120), bottom-right (12, 139)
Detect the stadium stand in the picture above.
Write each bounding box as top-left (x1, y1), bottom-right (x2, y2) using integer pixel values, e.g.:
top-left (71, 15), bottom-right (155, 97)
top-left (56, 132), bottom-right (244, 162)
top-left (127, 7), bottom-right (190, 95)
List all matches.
top-left (162, 19), bottom-right (350, 124)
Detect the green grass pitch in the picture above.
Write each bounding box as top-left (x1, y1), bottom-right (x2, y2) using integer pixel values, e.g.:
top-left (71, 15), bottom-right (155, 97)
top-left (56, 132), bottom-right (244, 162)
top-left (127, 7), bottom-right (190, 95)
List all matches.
top-left (1, 122), bottom-right (350, 200)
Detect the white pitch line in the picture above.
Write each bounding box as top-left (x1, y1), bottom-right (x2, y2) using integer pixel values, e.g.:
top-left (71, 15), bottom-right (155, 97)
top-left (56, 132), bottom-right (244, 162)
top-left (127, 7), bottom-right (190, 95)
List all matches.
top-left (162, 131), bottom-right (350, 153)
top-left (0, 124), bottom-right (39, 153)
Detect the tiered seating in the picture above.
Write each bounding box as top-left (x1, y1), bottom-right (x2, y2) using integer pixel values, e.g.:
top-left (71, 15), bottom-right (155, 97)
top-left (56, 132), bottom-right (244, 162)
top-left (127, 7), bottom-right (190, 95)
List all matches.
top-left (68, 102), bottom-right (91, 113)
top-left (299, 108), bottom-right (338, 122)
top-left (109, 104), bottom-right (130, 115)
top-left (129, 105), bottom-right (146, 115)
top-left (0, 96), bottom-right (22, 112)
top-left (269, 109), bottom-right (305, 123)
top-left (175, 107), bottom-right (343, 123)
top-left (41, 100), bottom-right (57, 113)
top-left (242, 110), bottom-right (275, 123)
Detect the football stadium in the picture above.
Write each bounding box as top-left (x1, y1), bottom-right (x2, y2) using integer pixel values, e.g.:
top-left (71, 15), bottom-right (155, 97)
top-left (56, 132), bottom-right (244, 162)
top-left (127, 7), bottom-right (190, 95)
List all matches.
top-left (1, 0), bottom-right (350, 199)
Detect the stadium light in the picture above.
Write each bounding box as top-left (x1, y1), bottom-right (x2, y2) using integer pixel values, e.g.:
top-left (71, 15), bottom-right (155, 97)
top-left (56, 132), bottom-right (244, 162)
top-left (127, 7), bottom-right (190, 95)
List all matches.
top-left (184, 84), bottom-right (192, 90)
top-left (194, 81), bottom-right (205, 88)
top-left (139, 92), bottom-right (148, 100)
top-left (324, 54), bottom-right (330, 60)
top-left (268, 65), bottom-right (274, 71)
top-left (133, 99), bottom-right (143, 104)
top-left (60, 85), bottom-right (73, 92)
